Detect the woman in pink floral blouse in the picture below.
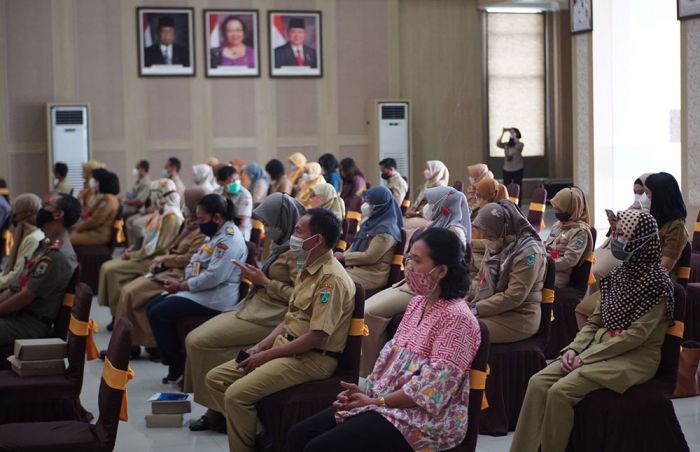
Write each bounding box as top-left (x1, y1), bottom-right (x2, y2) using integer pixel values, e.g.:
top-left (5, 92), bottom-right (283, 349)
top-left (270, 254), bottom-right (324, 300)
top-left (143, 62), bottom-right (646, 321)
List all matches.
top-left (288, 227), bottom-right (481, 452)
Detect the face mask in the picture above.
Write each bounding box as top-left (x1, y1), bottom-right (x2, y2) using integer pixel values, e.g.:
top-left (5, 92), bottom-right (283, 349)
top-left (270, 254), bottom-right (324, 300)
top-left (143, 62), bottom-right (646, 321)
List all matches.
top-left (88, 178), bottom-right (98, 189)
top-left (302, 173), bottom-right (311, 182)
top-left (360, 202), bottom-right (372, 218)
top-left (162, 169), bottom-right (170, 178)
top-left (423, 169), bottom-right (431, 180)
top-left (199, 220), bottom-right (219, 238)
top-left (636, 193), bottom-right (651, 210)
top-left (36, 208), bottom-right (55, 229)
top-left (405, 265), bottom-right (439, 297)
top-left (380, 173), bottom-right (390, 180)
top-left (555, 211), bottom-right (571, 222)
top-left (289, 234), bottom-right (320, 264)
top-left (422, 203), bottom-right (433, 219)
top-left (132, 168), bottom-right (139, 177)
top-left (290, 164), bottom-right (298, 172)
top-left (227, 180), bottom-right (241, 194)
top-left (265, 225), bottom-right (284, 243)
top-left (610, 233), bottom-right (656, 261)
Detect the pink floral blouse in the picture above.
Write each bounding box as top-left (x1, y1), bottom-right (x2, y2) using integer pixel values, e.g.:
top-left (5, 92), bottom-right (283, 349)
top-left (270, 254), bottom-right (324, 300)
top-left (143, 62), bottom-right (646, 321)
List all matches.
top-left (336, 295), bottom-right (481, 451)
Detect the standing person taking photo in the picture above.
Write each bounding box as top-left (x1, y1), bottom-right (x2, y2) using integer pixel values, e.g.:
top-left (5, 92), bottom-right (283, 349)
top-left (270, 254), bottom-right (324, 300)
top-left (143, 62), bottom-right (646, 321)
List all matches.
top-left (497, 127), bottom-right (524, 204)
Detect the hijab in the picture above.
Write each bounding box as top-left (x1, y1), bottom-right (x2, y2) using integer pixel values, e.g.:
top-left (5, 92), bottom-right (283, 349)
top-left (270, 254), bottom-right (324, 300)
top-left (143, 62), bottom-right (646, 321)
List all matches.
top-left (475, 179), bottom-right (508, 208)
top-left (192, 164), bottom-right (216, 192)
top-left (424, 186), bottom-right (472, 244)
top-left (251, 193), bottom-right (305, 275)
top-left (4, 193), bottom-right (41, 275)
top-left (468, 164), bottom-right (494, 185)
top-left (288, 152), bottom-right (308, 185)
top-left (600, 210), bottom-right (674, 329)
top-left (351, 186), bottom-right (402, 252)
top-left (645, 172), bottom-right (687, 228)
top-left (473, 201), bottom-right (547, 300)
top-left (151, 179), bottom-right (184, 222)
top-left (245, 163), bottom-right (269, 189)
top-left (425, 160), bottom-right (450, 188)
top-left (310, 183), bottom-right (346, 221)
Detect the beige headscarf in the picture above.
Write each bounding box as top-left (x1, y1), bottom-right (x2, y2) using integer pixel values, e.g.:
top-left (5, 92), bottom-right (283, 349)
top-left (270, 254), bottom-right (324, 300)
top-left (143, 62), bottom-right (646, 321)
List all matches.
top-left (550, 187), bottom-right (593, 256)
top-left (4, 194), bottom-right (41, 275)
top-left (425, 160), bottom-right (450, 188)
top-left (475, 179), bottom-right (508, 209)
top-left (310, 183), bottom-right (346, 221)
top-left (297, 163), bottom-right (325, 207)
top-left (468, 164), bottom-right (494, 185)
top-left (288, 152), bottom-right (308, 186)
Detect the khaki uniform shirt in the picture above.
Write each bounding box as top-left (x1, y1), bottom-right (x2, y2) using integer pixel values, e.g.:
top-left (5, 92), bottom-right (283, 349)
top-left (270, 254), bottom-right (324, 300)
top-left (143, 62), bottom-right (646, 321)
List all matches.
top-left (270, 175), bottom-right (293, 195)
top-left (51, 180), bottom-right (74, 197)
top-left (236, 250), bottom-right (299, 328)
top-left (132, 175), bottom-right (152, 205)
top-left (386, 174), bottom-right (408, 207)
top-left (69, 194), bottom-right (119, 246)
top-left (544, 222), bottom-right (590, 288)
top-left (282, 251), bottom-right (355, 353)
top-left (128, 212), bottom-right (183, 262)
top-left (659, 219), bottom-right (689, 279)
top-left (160, 227), bottom-right (206, 270)
top-left (171, 175), bottom-right (186, 208)
top-left (344, 234), bottom-right (397, 290)
top-left (13, 231), bottom-right (77, 321)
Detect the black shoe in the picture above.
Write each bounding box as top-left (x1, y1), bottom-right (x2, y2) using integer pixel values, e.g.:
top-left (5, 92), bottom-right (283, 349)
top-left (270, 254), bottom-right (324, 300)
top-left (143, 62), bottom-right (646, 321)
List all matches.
top-left (130, 345), bottom-right (141, 360)
top-left (145, 347), bottom-right (161, 362)
top-left (162, 366), bottom-right (183, 385)
top-left (106, 317), bottom-right (114, 332)
top-left (189, 410), bottom-right (225, 432)
top-left (98, 350), bottom-right (107, 361)
top-left (189, 416), bottom-right (212, 431)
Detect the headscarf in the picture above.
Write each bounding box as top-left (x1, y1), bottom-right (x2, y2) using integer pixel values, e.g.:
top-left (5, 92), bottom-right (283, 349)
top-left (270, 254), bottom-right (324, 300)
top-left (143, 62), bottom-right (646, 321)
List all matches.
top-left (3, 193), bottom-right (41, 275)
top-left (192, 164), bottom-right (216, 192)
top-left (351, 186), bottom-right (403, 252)
top-left (468, 164), bottom-right (494, 185)
top-left (424, 160), bottom-right (450, 188)
top-left (475, 179), bottom-right (508, 208)
top-left (183, 187), bottom-right (207, 229)
top-left (297, 163), bottom-right (325, 207)
top-left (636, 172), bottom-right (652, 187)
top-left (424, 186), bottom-right (472, 244)
top-left (550, 187), bottom-right (593, 255)
top-left (473, 200), bottom-right (547, 300)
top-left (645, 172), bottom-right (687, 228)
top-left (310, 183), bottom-right (345, 221)
top-left (288, 152), bottom-right (308, 185)
top-left (152, 179), bottom-right (184, 222)
top-left (251, 193), bottom-right (305, 275)
top-left (206, 157), bottom-right (220, 167)
top-left (600, 210), bottom-right (674, 329)
top-left (245, 163), bottom-right (270, 189)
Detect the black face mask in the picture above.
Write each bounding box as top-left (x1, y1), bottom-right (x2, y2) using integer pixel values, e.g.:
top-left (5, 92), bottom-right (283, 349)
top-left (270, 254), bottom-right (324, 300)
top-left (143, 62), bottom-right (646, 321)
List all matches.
top-left (555, 211), bottom-right (571, 222)
top-left (36, 208), bottom-right (55, 229)
top-left (199, 220), bottom-right (219, 238)
top-left (508, 138), bottom-right (516, 146)
top-left (380, 173), bottom-right (391, 180)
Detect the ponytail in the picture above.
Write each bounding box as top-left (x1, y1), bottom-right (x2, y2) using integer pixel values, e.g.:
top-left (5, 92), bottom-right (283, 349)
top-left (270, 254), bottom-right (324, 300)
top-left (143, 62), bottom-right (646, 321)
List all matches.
top-left (198, 193), bottom-right (237, 222)
top-left (224, 197), bottom-right (236, 222)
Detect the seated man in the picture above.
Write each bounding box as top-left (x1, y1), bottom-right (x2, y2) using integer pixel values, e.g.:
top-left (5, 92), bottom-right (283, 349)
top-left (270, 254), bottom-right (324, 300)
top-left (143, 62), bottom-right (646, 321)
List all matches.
top-left (51, 162), bottom-right (73, 197)
top-left (0, 194), bottom-right (80, 349)
top-left (122, 159), bottom-right (151, 220)
top-left (205, 208), bottom-right (355, 452)
top-left (214, 165), bottom-right (253, 241)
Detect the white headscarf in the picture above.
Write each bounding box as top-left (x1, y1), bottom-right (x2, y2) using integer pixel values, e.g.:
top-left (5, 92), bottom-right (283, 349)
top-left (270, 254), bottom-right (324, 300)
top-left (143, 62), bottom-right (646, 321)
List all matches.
top-left (192, 164), bottom-right (216, 193)
top-left (152, 178), bottom-right (184, 222)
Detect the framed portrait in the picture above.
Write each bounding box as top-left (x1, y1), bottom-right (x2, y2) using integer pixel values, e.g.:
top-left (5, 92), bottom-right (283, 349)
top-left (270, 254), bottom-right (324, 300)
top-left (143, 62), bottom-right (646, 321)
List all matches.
top-left (570, 0), bottom-right (593, 34)
top-left (678, 0), bottom-right (700, 20)
top-left (268, 11), bottom-right (323, 78)
top-left (137, 7), bottom-right (195, 77)
top-left (204, 10), bottom-right (260, 77)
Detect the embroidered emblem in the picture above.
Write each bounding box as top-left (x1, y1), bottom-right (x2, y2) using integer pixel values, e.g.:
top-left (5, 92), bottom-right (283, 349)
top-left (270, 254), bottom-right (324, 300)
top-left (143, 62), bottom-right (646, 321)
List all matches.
top-left (34, 260), bottom-right (50, 276)
top-left (526, 255), bottom-right (536, 267)
top-left (98, 200), bottom-right (107, 209)
top-left (319, 289), bottom-right (332, 305)
top-left (202, 245), bottom-right (214, 255)
top-left (215, 247), bottom-right (225, 258)
top-left (226, 226), bottom-right (234, 235)
top-left (574, 239), bottom-right (584, 250)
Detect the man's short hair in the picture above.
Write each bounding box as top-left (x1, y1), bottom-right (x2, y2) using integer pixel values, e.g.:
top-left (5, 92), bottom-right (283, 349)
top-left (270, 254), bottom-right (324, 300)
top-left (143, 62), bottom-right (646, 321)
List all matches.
top-left (54, 162), bottom-right (68, 178)
top-left (379, 158), bottom-right (397, 170)
top-left (55, 194), bottom-right (82, 228)
top-left (217, 165), bottom-right (237, 181)
top-left (167, 157), bottom-right (181, 173)
top-left (288, 17), bottom-right (306, 30)
top-left (137, 160), bottom-right (150, 172)
top-left (158, 16), bottom-right (175, 30)
top-left (306, 208), bottom-right (341, 249)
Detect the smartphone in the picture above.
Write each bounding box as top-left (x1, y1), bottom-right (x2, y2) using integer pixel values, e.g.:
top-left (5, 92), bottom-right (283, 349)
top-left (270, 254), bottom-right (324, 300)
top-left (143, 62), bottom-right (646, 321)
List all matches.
top-left (235, 350), bottom-right (250, 363)
top-left (605, 209), bottom-right (616, 218)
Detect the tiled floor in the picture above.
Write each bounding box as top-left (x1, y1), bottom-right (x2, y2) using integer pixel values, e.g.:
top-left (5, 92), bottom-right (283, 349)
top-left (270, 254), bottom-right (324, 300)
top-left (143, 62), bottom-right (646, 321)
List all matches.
top-left (83, 301), bottom-right (700, 452)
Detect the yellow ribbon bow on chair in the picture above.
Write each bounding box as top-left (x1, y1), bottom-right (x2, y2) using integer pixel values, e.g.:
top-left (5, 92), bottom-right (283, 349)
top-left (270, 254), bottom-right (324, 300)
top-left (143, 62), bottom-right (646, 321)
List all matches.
top-left (102, 357), bottom-right (135, 422)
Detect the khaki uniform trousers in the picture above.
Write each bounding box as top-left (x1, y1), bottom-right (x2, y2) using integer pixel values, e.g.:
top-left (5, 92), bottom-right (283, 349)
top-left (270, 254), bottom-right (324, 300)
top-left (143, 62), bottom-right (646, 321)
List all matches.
top-left (510, 360), bottom-right (603, 452)
top-left (97, 259), bottom-right (149, 316)
top-left (360, 281), bottom-right (414, 377)
top-left (205, 336), bottom-right (337, 452)
top-left (183, 310), bottom-right (273, 409)
top-left (126, 213), bottom-right (149, 247)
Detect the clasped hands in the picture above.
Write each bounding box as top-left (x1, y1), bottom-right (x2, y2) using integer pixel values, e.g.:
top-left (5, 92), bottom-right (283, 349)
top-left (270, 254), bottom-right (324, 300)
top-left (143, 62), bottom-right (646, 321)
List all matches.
top-left (560, 349), bottom-right (583, 375)
top-left (333, 381), bottom-right (381, 411)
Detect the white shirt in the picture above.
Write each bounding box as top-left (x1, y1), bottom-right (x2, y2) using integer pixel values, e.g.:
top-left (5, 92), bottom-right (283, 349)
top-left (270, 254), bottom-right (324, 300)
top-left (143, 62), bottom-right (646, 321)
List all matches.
top-left (160, 44), bottom-right (173, 63)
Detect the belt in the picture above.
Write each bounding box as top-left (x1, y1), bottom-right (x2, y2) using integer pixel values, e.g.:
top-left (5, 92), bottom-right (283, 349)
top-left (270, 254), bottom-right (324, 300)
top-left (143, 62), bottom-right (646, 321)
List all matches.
top-left (284, 334), bottom-right (343, 360)
top-left (25, 310), bottom-right (54, 326)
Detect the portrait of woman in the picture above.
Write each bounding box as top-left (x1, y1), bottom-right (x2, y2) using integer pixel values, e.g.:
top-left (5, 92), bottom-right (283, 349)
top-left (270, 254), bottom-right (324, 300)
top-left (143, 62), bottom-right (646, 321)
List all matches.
top-left (204, 10), bottom-right (259, 77)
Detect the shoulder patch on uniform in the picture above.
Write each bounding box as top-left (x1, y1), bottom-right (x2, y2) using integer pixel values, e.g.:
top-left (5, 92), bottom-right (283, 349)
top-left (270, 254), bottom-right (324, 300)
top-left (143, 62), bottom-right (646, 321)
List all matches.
top-left (574, 239), bottom-right (584, 250)
top-left (319, 288), bottom-right (332, 305)
top-left (98, 200), bottom-right (107, 209)
top-left (34, 260), bottom-right (50, 276)
top-left (226, 226), bottom-right (234, 235)
top-left (202, 244), bottom-right (214, 255)
top-left (526, 255), bottom-right (536, 267)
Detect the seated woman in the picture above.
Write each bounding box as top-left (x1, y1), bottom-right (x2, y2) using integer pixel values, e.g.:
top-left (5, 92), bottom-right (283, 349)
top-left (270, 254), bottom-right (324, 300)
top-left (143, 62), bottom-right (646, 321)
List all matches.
top-left (308, 183), bottom-right (345, 222)
top-left (185, 193), bottom-right (305, 432)
top-left (319, 153), bottom-right (342, 192)
top-left (471, 200), bottom-right (547, 343)
top-left (70, 169), bottom-right (120, 246)
top-left (115, 189), bottom-right (206, 359)
top-left (630, 173), bottom-right (651, 210)
top-left (192, 164), bottom-right (216, 193)
top-left (77, 160), bottom-right (106, 208)
top-left (360, 186), bottom-right (470, 377)
top-left (465, 163), bottom-right (495, 211)
top-left (511, 210), bottom-right (675, 452)
top-left (0, 194), bottom-right (44, 291)
top-left (339, 158), bottom-right (367, 208)
top-left (288, 152), bottom-right (308, 195)
top-left (146, 194), bottom-right (248, 383)
top-left (97, 179), bottom-right (184, 320)
top-left (296, 162), bottom-right (325, 208)
top-left (543, 187), bottom-right (593, 288)
top-left (244, 163), bottom-right (270, 205)
top-left (288, 228), bottom-right (480, 452)
top-left (403, 160), bottom-right (449, 246)
top-left (334, 186), bottom-right (402, 291)
top-left (470, 178), bottom-right (508, 281)
top-left (266, 159), bottom-right (293, 195)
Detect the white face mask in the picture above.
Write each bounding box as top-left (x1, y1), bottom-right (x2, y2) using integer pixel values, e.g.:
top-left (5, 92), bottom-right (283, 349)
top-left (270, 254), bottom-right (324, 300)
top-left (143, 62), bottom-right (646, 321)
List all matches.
top-left (636, 192), bottom-right (651, 210)
top-left (422, 203), bottom-right (433, 219)
top-left (360, 202), bottom-right (372, 218)
top-left (289, 234), bottom-right (320, 265)
top-left (88, 178), bottom-right (98, 189)
top-left (302, 173), bottom-right (311, 181)
top-left (132, 168), bottom-right (139, 177)
top-left (290, 164), bottom-right (298, 172)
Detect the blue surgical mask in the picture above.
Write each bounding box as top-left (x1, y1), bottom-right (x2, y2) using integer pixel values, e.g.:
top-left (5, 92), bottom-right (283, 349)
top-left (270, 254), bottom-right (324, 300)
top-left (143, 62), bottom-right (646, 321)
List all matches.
top-left (162, 169), bottom-right (169, 178)
top-left (610, 238), bottom-right (630, 261)
top-left (227, 180), bottom-right (241, 194)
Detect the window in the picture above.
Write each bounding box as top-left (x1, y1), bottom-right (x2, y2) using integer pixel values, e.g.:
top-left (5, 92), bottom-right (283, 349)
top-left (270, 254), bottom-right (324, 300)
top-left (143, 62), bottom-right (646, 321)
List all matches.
top-left (487, 13), bottom-right (545, 157)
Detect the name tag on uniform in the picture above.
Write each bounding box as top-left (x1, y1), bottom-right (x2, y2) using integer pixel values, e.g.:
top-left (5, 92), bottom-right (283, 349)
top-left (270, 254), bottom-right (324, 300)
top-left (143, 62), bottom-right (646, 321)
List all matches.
top-left (192, 261), bottom-right (201, 276)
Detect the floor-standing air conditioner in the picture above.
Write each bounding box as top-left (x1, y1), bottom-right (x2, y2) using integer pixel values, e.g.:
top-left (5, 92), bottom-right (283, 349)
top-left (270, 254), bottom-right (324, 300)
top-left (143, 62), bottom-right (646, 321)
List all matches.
top-left (47, 104), bottom-right (91, 194)
top-left (368, 100), bottom-right (411, 187)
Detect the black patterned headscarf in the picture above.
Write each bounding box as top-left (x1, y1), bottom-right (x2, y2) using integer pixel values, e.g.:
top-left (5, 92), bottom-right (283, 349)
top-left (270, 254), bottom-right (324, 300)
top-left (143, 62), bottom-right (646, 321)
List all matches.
top-left (600, 210), bottom-right (674, 329)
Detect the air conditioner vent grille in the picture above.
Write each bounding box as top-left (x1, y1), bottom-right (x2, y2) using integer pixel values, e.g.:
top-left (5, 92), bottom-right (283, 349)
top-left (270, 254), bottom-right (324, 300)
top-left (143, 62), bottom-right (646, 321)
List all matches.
top-left (55, 110), bottom-right (84, 125)
top-left (381, 105), bottom-right (405, 120)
